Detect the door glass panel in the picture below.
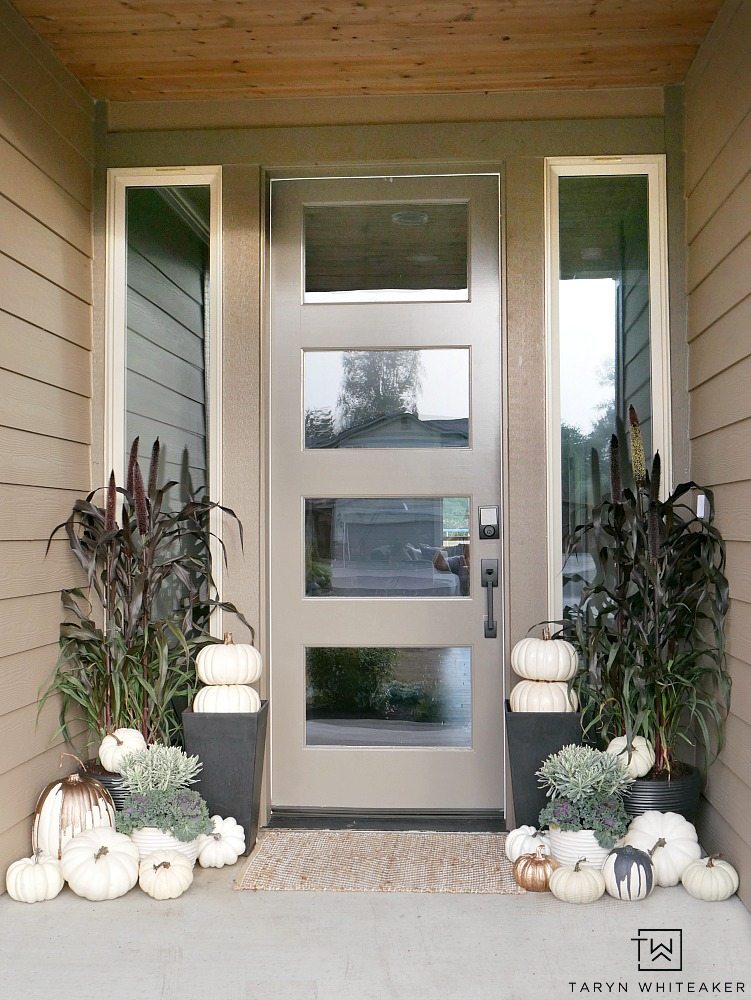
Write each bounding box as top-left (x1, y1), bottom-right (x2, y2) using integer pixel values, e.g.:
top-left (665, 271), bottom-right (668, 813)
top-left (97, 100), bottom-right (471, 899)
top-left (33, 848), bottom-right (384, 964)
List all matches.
top-left (304, 202), bottom-right (468, 302)
top-left (306, 646), bottom-right (472, 747)
top-left (304, 348), bottom-right (470, 449)
top-left (306, 497), bottom-right (470, 597)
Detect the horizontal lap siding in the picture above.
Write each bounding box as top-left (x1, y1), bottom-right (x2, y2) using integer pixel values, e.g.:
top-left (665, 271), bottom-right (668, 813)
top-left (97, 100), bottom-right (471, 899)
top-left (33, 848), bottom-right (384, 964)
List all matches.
top-left (685, 0), bottom-right (751, 908)
top-left (0, 0), bottom-right (93, 890)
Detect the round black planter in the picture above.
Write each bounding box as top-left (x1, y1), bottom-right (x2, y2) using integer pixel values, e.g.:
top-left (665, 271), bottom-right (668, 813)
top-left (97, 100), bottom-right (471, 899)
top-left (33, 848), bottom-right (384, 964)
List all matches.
top-left (78, 762), bottom-right (128, 810)
top-left (623, 765), bottom-right (702, 822)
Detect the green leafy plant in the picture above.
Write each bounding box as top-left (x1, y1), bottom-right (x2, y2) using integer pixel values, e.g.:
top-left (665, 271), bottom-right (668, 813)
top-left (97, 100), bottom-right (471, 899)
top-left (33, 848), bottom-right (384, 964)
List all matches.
top-left (40, 437), bottom-right (251, 747)
top-left (564, 408), bottom-right (730, 775)
top-left (307, 647), bottom-right (397, 715)
top-left (537, 744), bottom-right (632, 848)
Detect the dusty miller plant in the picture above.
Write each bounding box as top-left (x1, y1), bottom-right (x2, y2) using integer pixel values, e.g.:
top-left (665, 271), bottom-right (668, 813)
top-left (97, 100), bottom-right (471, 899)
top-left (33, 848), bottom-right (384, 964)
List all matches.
top-left (118, 744), bottom-right (202, 794)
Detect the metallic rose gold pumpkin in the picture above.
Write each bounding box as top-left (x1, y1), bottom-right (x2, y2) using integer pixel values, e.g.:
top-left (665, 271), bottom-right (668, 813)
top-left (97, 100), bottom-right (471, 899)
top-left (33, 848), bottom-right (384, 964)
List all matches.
top-left (32, 756), bottom-right (115, 860)
top-left (513, 845), bottom-right (560, 892)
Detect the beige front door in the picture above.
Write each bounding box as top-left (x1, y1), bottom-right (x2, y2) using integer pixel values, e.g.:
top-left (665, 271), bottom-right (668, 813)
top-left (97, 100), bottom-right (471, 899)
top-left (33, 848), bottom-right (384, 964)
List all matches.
top-left (269, 172), bottom-right (504, 813)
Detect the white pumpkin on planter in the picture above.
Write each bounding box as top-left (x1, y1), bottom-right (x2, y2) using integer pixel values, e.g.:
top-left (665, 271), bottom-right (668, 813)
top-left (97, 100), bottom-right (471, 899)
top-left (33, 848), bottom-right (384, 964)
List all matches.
top-left (61, 828), bottom-right (139, 901)
top-left (32, 762), bottom-right (115, 860)
top-left (606, 736), bottom-right (655, 779)
top-left (549, 858), bottom-right (606, 904)
top-left (511, 631), bottom-right (577, 683)
top-left (509, 680), bottom-right (578, 714)
top-left (5, 852), bottom-right (64, 903)
top-left (624, 810), bottom-right (701, 887)
top-left (197, 815), bottom-right (246, 869)
top-left (97, 728), bottom-right (147, 774)
top-left (602, 845), bottom-right (655, 900)
top-left (138, 851), bottom-right (194, 900)
top-left (504, 825), bottom-right (551, 864)
top-left (193, 684), bottom-right (261, 713)
top-left (197, 633), bottom-right (262, 686)
top-left (681, 855), bottom-right (740, 902)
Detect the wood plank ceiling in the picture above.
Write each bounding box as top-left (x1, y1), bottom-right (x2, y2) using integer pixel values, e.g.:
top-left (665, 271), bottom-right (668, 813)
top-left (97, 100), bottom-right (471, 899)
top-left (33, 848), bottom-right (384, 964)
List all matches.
top-left (13, 0), bottom-right (724, 103)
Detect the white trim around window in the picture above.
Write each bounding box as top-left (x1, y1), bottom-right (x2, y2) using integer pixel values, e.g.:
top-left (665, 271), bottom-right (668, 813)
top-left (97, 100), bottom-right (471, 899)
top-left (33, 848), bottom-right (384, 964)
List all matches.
top-left (105, 165), bottom-right (224, 624)
top-left (544, 155), bottom-right (672, 621)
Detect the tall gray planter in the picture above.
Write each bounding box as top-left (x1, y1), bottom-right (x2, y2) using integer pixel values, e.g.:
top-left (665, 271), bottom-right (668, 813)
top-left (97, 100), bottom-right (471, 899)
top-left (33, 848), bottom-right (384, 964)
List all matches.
top-left (183, 700), bottom-right (269, 855)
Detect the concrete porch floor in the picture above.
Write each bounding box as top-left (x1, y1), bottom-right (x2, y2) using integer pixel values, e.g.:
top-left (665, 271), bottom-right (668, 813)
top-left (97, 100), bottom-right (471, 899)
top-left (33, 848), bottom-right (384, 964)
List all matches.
top-left (2, 862), bottom-right (750, 1000)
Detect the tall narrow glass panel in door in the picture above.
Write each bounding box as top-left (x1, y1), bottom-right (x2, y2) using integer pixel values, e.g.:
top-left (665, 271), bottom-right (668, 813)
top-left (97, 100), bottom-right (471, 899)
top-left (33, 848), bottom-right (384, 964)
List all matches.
top-left (557, 175), bottom-right (651, 609)
top-left (305, 497), bottom-right (470, 596)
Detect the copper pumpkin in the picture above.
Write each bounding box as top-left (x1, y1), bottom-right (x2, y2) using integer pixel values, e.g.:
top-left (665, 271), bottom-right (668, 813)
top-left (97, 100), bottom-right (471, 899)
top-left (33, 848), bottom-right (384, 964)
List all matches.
top-left (32, 757), bottom-right (115, 860)
top-left (513, 845), bottom-right (560, 892)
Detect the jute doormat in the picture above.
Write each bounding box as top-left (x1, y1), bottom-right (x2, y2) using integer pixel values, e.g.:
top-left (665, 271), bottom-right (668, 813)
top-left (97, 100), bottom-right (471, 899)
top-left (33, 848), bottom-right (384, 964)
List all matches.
top-left (234, 829), bottom-right (523, 894)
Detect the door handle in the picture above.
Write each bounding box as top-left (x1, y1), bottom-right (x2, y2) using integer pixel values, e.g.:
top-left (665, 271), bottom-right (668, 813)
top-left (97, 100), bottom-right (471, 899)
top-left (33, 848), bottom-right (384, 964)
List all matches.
top-left (481, 559), bottom-right (498, 639)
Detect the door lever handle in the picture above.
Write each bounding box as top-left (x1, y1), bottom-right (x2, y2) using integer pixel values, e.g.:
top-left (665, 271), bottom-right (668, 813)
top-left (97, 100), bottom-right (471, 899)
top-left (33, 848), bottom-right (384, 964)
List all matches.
top-left (481, 559), bottom-right (498, 639)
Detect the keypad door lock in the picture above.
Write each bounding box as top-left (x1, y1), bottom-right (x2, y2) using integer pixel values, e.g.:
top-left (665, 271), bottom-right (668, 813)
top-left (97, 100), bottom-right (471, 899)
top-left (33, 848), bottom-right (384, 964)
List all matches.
top-left (478, 505), bottom-right (499, 540)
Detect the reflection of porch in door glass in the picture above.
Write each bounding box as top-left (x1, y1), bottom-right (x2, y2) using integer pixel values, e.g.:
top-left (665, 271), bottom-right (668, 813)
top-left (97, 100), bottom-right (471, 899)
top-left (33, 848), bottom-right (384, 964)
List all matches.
top-left (305, 646), bottom-right (472, 748)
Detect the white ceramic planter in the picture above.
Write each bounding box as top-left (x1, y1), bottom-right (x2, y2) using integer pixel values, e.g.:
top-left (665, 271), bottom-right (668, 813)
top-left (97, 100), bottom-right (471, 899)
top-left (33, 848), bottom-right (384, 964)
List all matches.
top-left (547, 827), bottom-right (610, 870)
top-left (129, 827), bottom-right (199, 866)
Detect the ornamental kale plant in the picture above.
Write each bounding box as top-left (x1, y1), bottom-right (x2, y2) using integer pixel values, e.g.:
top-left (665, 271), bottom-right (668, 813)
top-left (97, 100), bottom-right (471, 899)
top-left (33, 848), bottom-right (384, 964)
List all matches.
top-left (537, 744), bottom-right (632, 848)
top-left (116, 745), bottom-right (211, 841)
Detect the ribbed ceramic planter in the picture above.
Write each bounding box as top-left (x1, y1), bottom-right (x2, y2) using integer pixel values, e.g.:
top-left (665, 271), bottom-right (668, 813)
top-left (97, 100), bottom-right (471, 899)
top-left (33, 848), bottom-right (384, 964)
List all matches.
top-left (623, 766), bottom-right (702, 821)
top-left (78, 763), bottom-right (128, 810)
top-left (130, 827), bottom-right (199, 866)
top-left (547, 828), bottom-right (610, 870)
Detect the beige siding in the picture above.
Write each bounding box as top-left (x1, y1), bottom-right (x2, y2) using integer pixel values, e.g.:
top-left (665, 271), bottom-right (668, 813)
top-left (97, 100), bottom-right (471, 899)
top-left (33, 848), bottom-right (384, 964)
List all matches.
top-left (685, 0), bottom-right (751, 908)
top-left (0, 0), bottom-right (93, 890)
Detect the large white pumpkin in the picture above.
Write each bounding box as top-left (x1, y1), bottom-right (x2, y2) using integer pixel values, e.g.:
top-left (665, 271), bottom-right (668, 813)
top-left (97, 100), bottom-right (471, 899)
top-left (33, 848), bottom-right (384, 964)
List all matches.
top-left (61, 828), bottom-right (139, 901)
top-left (97, 728), bottom-right (147, 774)
top-left (197, 815), bottom-right (246, 869)
top-left (5, 853), bottom-right (64, 904)
top-left (196, 633), bottom-right (263, 686)
top-left (509, 680), bottom-right (578, 713)
top-left (606, 735), bottom-right (655, 779)
top-left (602, 845), bottom-right (655, 900)
top-left (681, 856), bottom-right (739, 902)
top-left (504, 825), bottom-right (551, 864)
top-left (32, 770), bottom-right (115, 860)
top-left (624, 810), bottom-right (701, 887)
top-left (138, 851), bottom-right (194, 900)
top-left (511, 632), bottom-right (577, 682)
top-left (193, 684), bottom-right (261, 713)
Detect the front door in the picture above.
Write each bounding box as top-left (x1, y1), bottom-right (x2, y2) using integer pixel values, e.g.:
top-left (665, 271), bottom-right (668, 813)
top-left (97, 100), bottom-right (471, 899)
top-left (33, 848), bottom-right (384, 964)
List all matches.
top-left (269, 172), bottom-right (504, 813)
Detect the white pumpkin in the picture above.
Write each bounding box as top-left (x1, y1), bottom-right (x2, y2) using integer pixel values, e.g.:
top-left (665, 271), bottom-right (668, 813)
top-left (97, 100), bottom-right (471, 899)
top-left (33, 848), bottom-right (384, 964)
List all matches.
top-left (511, 632), bottom-right (577, 683)
top-left (606, 735), bottom-right (655, 779)
top-left (97, 728), bottom-right (147, 774)
top-left (32, 770), bottom-right (115, 860)
top-left (5, 852), bottom-right (64, 903)
top-left (681, 855), bottom-right (739, 902)
top-left (624, 810), bottom-right (701, 887)
top-left (504, 825), bottom-right (551, 864)
top-left (549, 858), bottom-right (606, 904)
top-left (603, 845), bottom-right (655, 900)
top-left (61, 828), bottom-right (139, 901)
top-left (193, 684), bottom-right (261, 713)
top-left (509, 680), bottom-right (578, 713)
top-left (197, 815), bottom-right (246, 869)
top-left (138, 851), bottom-right (194, 900)
top-left (197, 633), bottom-right (263, 686)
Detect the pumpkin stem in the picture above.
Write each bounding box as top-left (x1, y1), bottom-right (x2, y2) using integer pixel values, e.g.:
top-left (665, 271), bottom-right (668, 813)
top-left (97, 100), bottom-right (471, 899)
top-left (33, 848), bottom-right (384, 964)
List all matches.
top-left (33, 848), bottom-right (43, 863)
top-left (573, 858), bottom-right (588, 872)
top-left (154, 861), bottom-right (172, 871)
top-left (706, 854), bottom-right (721, 868)
top-left (223, 632), bottom-right (234, 645)
top-left (59, 751), bottom-right (87, 772)
top-left (649, 837), bottom-right (667, 857)
top-left (542, 627), bottom-right (551, 641)
top-left (94, 846), bottom-right (109, 862)
top-left (212, 833), bottom-right (222, 841)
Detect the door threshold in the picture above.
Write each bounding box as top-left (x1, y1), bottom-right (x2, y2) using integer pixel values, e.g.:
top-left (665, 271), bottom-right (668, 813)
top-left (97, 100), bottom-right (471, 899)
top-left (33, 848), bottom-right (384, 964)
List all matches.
top-left (267, 809), bottom-right (506, 833)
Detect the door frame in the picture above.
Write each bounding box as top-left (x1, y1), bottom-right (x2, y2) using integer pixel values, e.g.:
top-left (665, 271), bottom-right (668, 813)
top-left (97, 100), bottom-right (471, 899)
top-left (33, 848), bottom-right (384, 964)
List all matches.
top-left (261, 162), bottom-right (511, 819)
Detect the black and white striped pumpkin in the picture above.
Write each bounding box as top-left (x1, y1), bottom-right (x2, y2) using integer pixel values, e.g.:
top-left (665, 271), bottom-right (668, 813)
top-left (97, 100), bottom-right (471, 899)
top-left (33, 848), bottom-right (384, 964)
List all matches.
top-left (603, 845), bottom-right (655, 901)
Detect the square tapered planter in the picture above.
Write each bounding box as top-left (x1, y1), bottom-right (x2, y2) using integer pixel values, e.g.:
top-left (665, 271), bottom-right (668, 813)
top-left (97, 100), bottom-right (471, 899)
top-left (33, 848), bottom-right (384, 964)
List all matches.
top-left (505, 700), bottom-right (583, 828)
top-left (183, 700), bottom-right (268, 855)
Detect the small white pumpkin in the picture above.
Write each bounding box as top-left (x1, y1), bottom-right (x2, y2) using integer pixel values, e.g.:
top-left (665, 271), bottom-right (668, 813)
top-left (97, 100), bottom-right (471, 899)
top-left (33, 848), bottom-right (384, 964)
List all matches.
top-left (505, 825), bottom-right (551, 863)
top-left (197, 815), bottom-right (246, 869)
top-left (549, 858), bottom-right (606, 904)
top-left (509, 680), bottom-right (578, 713)
top-left (97, 728), bottom-right (147, 774)
top-left (603, 845), bottom-right (655, 900)
top-left (606, 735), bottom-right (655, 779)
top-left (624, 810), bottom-right (701, 887)
top-left (681, 855), bottom-right (739, 902)
top-left (511, 631), bottom-right (577, 683)
top-left (5, 852), bottom-right (64, 903)
top-left (61, 828), bottom-right (139, 901)
top-left (193, 684), bottom-right (261, 713)
top-left (138, 851), bottom-right (194, 900)
top-left (196, 633), bottom-right (263, 686)
top-left (32, 763), bottom-right (115, 860)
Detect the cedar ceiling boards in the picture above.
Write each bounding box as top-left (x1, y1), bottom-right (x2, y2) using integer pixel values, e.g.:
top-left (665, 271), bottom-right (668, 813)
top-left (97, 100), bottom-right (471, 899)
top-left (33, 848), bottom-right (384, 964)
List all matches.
top-left (13, 0), bottom-right (723, 103)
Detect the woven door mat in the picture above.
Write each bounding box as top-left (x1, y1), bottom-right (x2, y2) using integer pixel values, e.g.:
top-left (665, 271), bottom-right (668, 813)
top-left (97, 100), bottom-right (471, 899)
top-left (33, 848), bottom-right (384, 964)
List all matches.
top-left (234, 829), bottom-right (523, 894)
